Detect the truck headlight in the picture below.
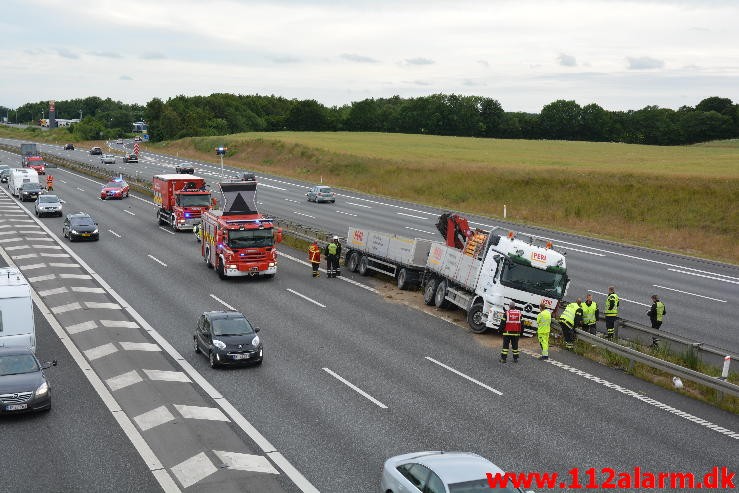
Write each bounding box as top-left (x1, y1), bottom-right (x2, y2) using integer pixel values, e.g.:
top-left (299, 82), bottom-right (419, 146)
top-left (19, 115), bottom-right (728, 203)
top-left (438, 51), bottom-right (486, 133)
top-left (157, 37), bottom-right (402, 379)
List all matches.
top-left (212, 339), bottom-right (226, 350)
top-left (268, 262), bottom-right (275, 267)
top-left (228, 264), bottom-right (236, 269)
top-left (35, 381), bottom-right (49, 397)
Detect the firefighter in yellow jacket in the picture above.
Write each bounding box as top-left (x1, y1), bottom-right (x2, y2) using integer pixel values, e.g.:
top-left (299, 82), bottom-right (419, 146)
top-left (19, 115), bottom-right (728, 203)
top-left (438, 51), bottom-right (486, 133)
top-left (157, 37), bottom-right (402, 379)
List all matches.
top-left (308, 241), bottom-right (321, 277)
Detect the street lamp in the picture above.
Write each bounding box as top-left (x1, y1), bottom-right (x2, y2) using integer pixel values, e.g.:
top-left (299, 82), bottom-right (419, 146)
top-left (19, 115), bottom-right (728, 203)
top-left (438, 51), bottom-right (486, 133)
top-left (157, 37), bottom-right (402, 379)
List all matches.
top-left (215, 147), bottom-right (228, 180)
top-left (79, 109), bottom-right (82, 121)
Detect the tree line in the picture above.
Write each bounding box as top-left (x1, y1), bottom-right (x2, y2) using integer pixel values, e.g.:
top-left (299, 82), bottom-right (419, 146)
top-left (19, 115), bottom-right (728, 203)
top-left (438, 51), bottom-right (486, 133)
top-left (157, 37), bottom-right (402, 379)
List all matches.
top-left (3, 94), bottom-right (737, 145)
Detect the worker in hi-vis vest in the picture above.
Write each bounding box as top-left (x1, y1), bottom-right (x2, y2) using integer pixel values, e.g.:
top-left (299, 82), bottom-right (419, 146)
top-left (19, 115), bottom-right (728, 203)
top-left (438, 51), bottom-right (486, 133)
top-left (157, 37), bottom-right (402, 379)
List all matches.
top-left (324, 236), bottom-right (341, 278)
top-left (559, 299), bottom-right (583, 350)
top-left (647, 294), bottom-right (666, 348)
top-left (499, 302), bottom-right (522, 363)
top-left (604, 286), bottom-right (619, 339)
top-left (580, 294), bottom-right (599, 335)
top-left (536, 301), bottom-right (552, 360)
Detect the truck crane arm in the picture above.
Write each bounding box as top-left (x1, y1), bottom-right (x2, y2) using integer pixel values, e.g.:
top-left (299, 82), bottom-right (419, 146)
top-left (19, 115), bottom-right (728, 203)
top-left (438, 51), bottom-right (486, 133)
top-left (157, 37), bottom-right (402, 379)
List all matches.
top-left (436, 212), bottom-right (473, 250)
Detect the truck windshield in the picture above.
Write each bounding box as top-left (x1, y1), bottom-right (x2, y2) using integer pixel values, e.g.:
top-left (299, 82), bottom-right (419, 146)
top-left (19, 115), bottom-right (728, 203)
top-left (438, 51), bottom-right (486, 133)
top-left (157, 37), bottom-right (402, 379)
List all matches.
top-left (499, 259), bottom-right (567, 299)
top-left (227, 229), bottom-right (274, 248)
top-left (177, 194), bottom-right (211, 207)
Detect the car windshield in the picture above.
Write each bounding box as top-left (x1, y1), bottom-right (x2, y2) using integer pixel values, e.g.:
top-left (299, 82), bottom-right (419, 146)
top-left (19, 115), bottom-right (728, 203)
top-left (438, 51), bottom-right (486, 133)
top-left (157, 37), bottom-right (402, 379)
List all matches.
top-left (39, 195), bottom-right (59, 203)
top-left (0, 354), bottom-right (39, 376)
top-left (72, 218), bottom-right (94, 227)
top-left (499, 259), bottom-right (567, 299)
top-left (21, 184), bottom-right (42, 191)
top-left (105, 181), bottom-right (126, 188)
top-left (449, 478), bottom-right (522, 493)
top-left (211, 317), bottom-right (254, 336)
top-left (227, 229), bottom-right (274, 248)
top-left (177, 194), bottom-right (210, 207)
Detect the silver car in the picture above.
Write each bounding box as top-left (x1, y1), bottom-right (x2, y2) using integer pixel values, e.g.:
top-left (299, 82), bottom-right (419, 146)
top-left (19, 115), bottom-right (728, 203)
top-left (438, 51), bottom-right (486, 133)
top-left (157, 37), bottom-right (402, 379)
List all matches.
top-left (35, 194), bottom-right (64, 217)
top-left (101, 154), bottom-right (116, 164)
top-left (306, 185), bottom-right (336, 203)
top-left (380, 451), bottom-right (530, 493)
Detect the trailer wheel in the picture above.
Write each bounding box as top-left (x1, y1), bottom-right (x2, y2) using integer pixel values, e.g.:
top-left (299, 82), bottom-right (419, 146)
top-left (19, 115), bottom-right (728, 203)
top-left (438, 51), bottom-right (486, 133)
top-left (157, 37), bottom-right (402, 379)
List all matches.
top-left (358, 255), bottom-right (369, 276)
top-left (434, 280), bottom-right (451, 309)
top-left (423, 278), bottom-right (438, 306)
top-left (347, 251), bottom-right (360, 272)
top-left (467, 302), bottom-right (489, 333)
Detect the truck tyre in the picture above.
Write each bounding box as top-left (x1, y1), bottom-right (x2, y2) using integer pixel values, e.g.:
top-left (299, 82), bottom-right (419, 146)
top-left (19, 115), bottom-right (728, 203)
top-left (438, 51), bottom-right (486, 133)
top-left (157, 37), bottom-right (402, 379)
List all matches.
top-left (217, 258), bottom-right (227, 280)
top-left (467, 302), bottom-right (489, 333)
top-left (158, 211), bottom-right (166, 226)
top-left (204, 247), bottom-right (213, 268)
top-left (347, 251), bottom-right (360, 272)
top-left (423, 278), bottom-right (438, 306)
top-left (434, 280), bottom-right (451, 309)
top-left (358, 255), bottom-right (369, 276)
top-left (397, 268), bottom-right (410, 290)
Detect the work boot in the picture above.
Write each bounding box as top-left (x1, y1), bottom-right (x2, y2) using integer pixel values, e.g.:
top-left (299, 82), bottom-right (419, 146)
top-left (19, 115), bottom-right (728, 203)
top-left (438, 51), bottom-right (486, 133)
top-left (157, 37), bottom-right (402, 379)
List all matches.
top-left (499, 357), bottom-right (506, 363)
top-left (513, 357), bottom-right (518, 363)
top-left (539, 355), bottom-right (549, 360)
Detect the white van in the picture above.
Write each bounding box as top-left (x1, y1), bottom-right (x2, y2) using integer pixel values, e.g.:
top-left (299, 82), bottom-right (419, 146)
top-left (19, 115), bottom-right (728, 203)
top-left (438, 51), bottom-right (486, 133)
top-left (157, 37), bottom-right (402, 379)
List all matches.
top-left (9, 168), bottom-right (40, 197)
top-left (0, 268), bottom-right (36, 352)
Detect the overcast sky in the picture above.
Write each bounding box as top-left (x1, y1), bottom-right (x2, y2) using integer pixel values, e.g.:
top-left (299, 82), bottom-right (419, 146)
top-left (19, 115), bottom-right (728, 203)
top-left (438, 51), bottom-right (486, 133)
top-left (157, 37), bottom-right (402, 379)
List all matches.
top-left (1, 0), bottom-right (737, 113)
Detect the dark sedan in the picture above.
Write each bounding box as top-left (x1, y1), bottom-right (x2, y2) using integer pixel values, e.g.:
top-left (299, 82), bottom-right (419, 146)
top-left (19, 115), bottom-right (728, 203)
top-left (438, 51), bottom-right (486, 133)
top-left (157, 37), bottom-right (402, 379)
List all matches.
top-left (194, 311), bottom-right (263, 368)
top-left (19, 182), bottom-right (45, 202)
top-left (62, 212), bottom-right (99, 241)
top-left (0, 347), bottom-right (56, 414)
top-left (123, 154), bottom-right (138, 163)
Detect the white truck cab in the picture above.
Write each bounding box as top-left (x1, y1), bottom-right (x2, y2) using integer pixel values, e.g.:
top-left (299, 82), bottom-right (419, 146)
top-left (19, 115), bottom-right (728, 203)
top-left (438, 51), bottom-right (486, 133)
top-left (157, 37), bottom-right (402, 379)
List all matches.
top-left (9, 168), bottom-right (40, 197)
top-left (0, 268), bottom-right (36, 352)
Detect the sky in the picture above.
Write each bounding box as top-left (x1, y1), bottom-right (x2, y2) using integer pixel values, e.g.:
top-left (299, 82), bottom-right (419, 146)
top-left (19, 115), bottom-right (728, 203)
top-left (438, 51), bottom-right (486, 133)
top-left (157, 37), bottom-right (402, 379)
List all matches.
top-left (1, 0), bottom-right (738, 113)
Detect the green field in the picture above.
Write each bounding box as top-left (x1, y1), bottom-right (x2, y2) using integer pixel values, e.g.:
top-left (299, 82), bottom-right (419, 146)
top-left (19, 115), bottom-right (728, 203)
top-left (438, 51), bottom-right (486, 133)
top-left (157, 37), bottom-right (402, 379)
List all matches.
top-left (3, 126), bottom-right (737, 263)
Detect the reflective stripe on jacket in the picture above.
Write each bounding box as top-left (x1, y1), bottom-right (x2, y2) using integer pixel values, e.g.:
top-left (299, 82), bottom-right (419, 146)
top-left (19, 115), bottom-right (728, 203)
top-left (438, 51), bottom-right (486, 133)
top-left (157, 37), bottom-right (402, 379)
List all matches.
top-left (537, 309), bottom-right (552, 334)
top-left (309, 245), bottom-right (321, 263)
top-left (605, 293), bottom-right (619, 317)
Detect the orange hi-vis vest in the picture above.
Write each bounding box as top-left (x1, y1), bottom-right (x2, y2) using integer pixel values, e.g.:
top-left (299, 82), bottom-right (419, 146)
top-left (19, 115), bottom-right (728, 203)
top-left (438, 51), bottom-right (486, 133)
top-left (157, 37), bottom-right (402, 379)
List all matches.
top-left (504, 309), bottom-right (522, 334)
top-left (309, 245), bottom-right (321, 263)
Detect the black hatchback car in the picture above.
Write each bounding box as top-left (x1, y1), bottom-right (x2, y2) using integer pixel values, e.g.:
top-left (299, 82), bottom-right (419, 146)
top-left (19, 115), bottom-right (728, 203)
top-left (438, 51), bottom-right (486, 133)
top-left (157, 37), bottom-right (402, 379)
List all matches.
top-left (194, 311), bottom-right (263, 368)
top-left (62, 212), bottom-right (99, 241)
top-left (0, 347), bottom-right (56, 414)
top-left (19, 182), bottom-right (44, 202)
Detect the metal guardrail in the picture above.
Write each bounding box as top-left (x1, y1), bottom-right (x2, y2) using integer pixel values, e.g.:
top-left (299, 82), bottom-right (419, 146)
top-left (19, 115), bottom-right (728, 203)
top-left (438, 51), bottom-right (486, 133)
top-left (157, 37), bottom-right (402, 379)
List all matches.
top-left (576, 329), bottom-right (739, 399)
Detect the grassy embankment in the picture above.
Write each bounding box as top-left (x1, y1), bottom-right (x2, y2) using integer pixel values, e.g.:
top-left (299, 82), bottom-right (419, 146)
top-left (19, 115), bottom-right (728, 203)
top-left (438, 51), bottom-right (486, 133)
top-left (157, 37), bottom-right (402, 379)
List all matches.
top-left (3, 126), bottom-right (737, 263)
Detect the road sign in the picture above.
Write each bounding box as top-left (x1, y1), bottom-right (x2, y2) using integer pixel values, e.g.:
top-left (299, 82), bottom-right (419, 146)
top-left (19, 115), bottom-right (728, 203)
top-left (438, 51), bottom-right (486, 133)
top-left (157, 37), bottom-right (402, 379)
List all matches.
top-left (143, 134), bottom-right (149, 141)
top-left (133, 143), bottom-right (140, 155)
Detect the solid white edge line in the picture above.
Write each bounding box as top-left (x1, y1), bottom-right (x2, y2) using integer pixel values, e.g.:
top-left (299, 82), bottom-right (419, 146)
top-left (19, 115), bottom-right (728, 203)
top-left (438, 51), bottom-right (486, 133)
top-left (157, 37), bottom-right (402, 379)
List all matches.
top-left (147, 254), bottom-right (167, 267)
top-left (322, 367), bottom-right (388, 409)
top-left (0, 250), bottom-right (181, 493)
top-left (425, 356), bottom-right (503, 395)
top-left (652, 284), bottom-right (727, 303)
top-left (0, 186), bottom-right (319, 492)
top-left (209, 293), bottom-right (236, 311)
top-left (667, 268), bottom-right (739, 285)
top-left (286, 288), bottom-right (326, 308)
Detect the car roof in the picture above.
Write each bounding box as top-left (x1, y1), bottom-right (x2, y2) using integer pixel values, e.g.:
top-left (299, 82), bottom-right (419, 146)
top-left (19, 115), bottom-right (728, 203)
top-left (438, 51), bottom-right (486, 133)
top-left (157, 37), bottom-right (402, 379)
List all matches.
top-left (391, 451), bottom-right (502, 484)
top-left (204, 310), bottom-right (247, 320)
top-left (0, 346), bottom-right (36, 357)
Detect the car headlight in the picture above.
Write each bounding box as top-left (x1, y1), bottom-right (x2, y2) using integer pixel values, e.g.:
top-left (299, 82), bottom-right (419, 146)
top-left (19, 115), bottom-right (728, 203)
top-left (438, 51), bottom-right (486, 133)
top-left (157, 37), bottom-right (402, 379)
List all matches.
top-left (71, 229), bottom-right (78, 234)
top-left (92, 228), bottom-right (98, 234)
top-left (212, 339), bottom-right (226, 350)
top-left (35, 381), bottom-right (49, 397)
top-left (251, 336), bottom-right (260, 347)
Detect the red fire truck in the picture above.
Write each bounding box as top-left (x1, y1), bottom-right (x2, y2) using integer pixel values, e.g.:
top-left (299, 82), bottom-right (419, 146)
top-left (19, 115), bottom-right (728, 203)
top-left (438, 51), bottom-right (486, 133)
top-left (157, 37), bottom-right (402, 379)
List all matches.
top-left (201, 179), bottom-right (282, 279)
top-left (153, 174), bottom-right (211, 231)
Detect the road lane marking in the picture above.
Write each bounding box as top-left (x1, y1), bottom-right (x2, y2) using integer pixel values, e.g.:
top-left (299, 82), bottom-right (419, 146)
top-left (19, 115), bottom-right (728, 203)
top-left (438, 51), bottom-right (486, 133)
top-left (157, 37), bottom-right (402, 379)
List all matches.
top-left (287, 288), bottom-right (326, 308)
top-left (209, 293), bottom-right (236, 310)
top-left (59, 273), bottom-right (92, 279)
top-left (38, 287), bottom-right (69, 296)
top-left (667, 268), bottom-right (739, 285)
top-left (27, 273), bottom-right (57, 282)
top-left (159, 226), bottom-right (176, 234)
top-left (50, 301), bottom-right (83, 314)
top-left (134, 405), bottom-right (176, 432)
top-left (340, 194), bottom-right (434, 216)
top-left (143, 369), bottom-right (191, 383)
top-left (397, 212), bottom-right (430, 220)
top-left (259, 183), bottom-right (287, 191)
top-left (84, 301), bottom-right (122, 310)
top-left (174, 405), bottom-right (230, 422)
top-left (71, 286), bottom-right (106, 293)
top-left (292, 211), bottom-right (316, 219)
top-left (405, 226), bottom-right (434, 235)
top-left (10, 253), bottom-right (38, 259)
top-left (560, 246), bottom-right (606, 256)
top-left (119, 342), bottom-right (162, 352)
top-left (171, 452), bottom-right (218, 489)
top-left (123, 210), bottom-right (136, 216)
top-left (84, 342), bottom-right (119, 361)
top-left (106, 370), bottom-right (144, 391)
top-left (322, 368), bottom-right (388, 409)
top-left (65, 320), bottom-right (98, 334)
top-left (284, 198), bottom-right (300, 203)
top-left (108, 229), bottom-right (121, 238)
top-left (100, 320), bottom-right (140, 328)
top-left (213, 451), bottom-right (279, 474)
top-left (425, 356), bottom-right (503, 395)
top-left (147, 254), bottom-right (167, 267)
top-left (346, 202), bottom-right (372, 208)
top-left (335, 210), bottom-right (358, 217)
top-left (587, 290), bottom-right (651, 307)
top-left (76, 187), bottom-right (85, 191)
top-left (652, 284), bottom-right (727, 303)
top-left (277, 252), bottom-right (378, 293)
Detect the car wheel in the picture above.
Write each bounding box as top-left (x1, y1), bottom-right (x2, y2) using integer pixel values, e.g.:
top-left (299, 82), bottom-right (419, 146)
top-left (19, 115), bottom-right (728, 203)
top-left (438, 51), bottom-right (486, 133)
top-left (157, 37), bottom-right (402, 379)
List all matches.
top-left (330, 200), bottom-right (335, 203)
top-left (467, 302), bottom-right (489, 333)
top-left (434, 279), bottom-right (451, 309)
top-left (423, 277), bottom-right (439, 306)
top-left (347, 251), bottom-right (359, 272)
top-left (35, 210), bottom-right (39, 217)
top-left (193, 337), bottom-right (200, 353)
top-left (357, 255), bottom-right (369, 276)
top-left (209, 351), bottom-right (218, 369)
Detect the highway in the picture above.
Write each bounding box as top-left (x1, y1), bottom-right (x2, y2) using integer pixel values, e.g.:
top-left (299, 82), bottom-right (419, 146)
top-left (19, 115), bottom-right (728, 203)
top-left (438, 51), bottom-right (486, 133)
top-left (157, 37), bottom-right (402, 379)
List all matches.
top-left (1, 144), bottom-right (737, 492)
top-left (4, 137), bottom-right (736, 353)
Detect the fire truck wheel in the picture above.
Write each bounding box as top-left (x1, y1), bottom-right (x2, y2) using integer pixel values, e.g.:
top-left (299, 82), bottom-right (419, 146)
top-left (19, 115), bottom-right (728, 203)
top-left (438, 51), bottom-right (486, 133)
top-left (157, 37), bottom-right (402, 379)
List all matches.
top-left (158, 213), bottom-right (166, 226)
top-left (217, 259), bottom-right (227, 279)
top-left (358, 255), bottom-right (369, 276)
top-left (434, 280), bottom-right (451, 309)
top-left (193, 337), bottom-right (200, 353)
top-left (347, 251), bottom-right (360, 272)
top-left (423, 278), bottom-right (439, 306)
top-left (467, 302), bottom-right (488, 333)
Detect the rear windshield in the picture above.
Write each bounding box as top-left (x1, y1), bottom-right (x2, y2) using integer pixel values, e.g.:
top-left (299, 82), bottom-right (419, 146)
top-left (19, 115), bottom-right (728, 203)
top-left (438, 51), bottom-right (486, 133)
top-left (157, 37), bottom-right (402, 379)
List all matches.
top-left (317, 187), bottom-right (332, 193)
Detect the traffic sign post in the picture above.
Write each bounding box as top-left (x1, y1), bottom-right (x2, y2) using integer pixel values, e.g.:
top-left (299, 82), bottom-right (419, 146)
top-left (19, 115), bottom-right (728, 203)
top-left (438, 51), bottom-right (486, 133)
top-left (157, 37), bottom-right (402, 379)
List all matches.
top-left (215, 147), bottom-right (228, 180)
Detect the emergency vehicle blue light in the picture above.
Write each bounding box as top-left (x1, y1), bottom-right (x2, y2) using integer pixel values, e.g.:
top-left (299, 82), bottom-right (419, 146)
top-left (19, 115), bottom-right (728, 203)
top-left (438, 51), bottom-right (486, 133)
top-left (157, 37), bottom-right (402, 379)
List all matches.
top-left (185, 213), bottom-right (191, 218)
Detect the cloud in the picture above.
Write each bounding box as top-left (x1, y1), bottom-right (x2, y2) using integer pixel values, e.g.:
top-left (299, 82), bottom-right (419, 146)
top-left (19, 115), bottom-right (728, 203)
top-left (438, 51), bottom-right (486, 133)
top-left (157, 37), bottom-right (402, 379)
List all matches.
top-left (557, 53), bottom-right (577, 67)
top-left (57, 48), bottom-right (79, 59)
top-left (90, 51), bottom-right (122, 59)
top-left (477, 60), bottom-right (489, 68)
top-left (627, 56), bottom-right (664, 70)
top-left (119, 75), bottom-right (133, 80)
top-left (140, 52), bottom-right (166, 60)
top-left (407, 80), bottom-right (432, 86)
top-left (271, 55), bottom-right (301, 63)
top-left (404, 57), bottom-right (434, 66)
top-left (340, 53), bottom-right (378, 63)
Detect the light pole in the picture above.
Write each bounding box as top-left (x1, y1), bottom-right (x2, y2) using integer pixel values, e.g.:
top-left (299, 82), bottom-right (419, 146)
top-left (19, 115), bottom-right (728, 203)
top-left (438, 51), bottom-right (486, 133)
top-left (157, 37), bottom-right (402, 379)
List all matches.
top-left (79, 109), bottom-right (82, 121)
top-left (215, 146), bottom-right (228, 181)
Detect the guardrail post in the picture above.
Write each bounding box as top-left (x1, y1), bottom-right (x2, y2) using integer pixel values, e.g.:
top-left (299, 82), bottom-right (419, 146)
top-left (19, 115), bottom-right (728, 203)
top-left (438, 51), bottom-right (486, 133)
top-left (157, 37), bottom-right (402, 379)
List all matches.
top-left (717, 355), bottom-right (732, 401)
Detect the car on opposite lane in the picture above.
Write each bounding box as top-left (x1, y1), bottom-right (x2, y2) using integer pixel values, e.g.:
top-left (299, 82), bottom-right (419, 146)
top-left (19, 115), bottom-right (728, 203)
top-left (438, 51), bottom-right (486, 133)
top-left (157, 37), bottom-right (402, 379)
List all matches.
top-left (89, 147), bottom-right (103, 155)
top-left (0, 347), bottom-right (56, 414)
top-left (100, 177), bottom-right (129, 200)
top-left (62, 212), bottom-right (99, 241)
top-left (19, 182), bottom-right (44, 202)
top-left (133, 136), bottom-right (142, 142)
top-left (123, 154), bottom-right (138, 163)
top-left (116, 138), bottom-right (124, 144)
top-left (380, 451), bottom-right (525, 493)
top-left (64, 143), bottom-right (75, 150)
top-left (306, 185), bottom-right (336, 203)
top-left (175, 162), bottom-right (195, 174)
top-left (100, 154), bottom-right (116, 164)
top-left (34, 194), bottom-right (63, 217)
top-left (194, 311), bottom-right (263, 368)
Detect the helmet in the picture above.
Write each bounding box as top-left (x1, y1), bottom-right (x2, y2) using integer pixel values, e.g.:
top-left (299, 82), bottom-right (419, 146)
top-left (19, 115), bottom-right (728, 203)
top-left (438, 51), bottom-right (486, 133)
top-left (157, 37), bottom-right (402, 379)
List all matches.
top-left (333, 235), bottom-right (339, 240)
